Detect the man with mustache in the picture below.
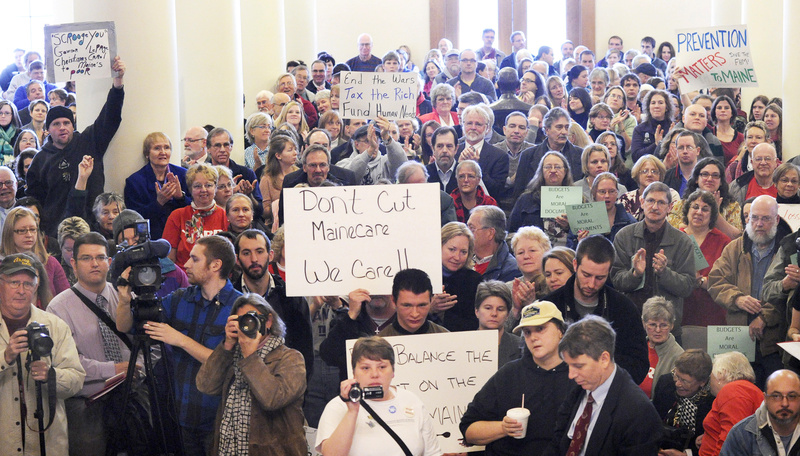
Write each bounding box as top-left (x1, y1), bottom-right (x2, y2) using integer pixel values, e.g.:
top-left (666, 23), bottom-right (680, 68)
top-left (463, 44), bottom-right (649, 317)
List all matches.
top-left (233, 229), bottom-right (312, 377)
top-left (720, 370), bottom-right (800, 455)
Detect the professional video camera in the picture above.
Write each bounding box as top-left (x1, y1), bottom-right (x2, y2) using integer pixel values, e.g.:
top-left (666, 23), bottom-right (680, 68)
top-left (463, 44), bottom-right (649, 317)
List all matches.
top-left (110, 220), bottom-right (171, 327)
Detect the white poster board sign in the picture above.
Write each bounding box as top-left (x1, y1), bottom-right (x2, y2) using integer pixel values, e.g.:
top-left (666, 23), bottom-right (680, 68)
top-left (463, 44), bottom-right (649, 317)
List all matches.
top-left (340, 71), bottom-right (419, 120)
top-left (283, 184), bottom-right (442, 297)
top-left (44, 21), bottom-right (118, 83)
top-left (675, 25), bottom-right (757, 91)
top-left (346, 331), bottom-right (498, 453)
top-left (779, 204), bottom-right (800, 232)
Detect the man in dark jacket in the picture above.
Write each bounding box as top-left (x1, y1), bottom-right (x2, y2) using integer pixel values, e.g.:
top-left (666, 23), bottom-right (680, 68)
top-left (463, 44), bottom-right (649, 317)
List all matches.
top-left (26, 56), bottom-right (126, 237)
top-left (542, 234), bottom-right (649, 384)
top-left (468, 205), bottom-right (521, 282)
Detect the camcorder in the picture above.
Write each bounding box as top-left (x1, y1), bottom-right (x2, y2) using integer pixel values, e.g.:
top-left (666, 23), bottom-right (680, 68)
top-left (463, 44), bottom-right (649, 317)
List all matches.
top-left (348, 383), bottom-right (384, 402)
top-left (25, 322), bottom-right (53, 358)
top-left (111, 220), bottom-right (171, 330)
top-left (238, 311), bottom-right (267, 339)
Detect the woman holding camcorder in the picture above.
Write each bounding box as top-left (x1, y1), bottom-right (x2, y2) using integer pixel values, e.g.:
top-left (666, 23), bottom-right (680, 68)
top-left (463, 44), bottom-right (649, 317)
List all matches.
top-left (315, 336), bottom-right (442, 456)
top-left (197, 293), bottom-right (307, 456)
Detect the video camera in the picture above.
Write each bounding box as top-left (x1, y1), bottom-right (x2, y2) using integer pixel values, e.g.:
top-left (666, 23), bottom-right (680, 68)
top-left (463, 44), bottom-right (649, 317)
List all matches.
top-left (110, 220), bottom-right (171, 327)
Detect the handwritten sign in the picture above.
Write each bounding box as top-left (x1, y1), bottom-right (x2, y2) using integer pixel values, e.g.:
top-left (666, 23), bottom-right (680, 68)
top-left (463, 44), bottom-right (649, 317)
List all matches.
top-left (675, 25), bottom-right (757, 91)
top-left (44, 21), bottom-right (117, 83)
top-left (566, 202), bottom-right (610, 235)
top-left (340, 71), bottom-right (419, 120)
top-left (541, 186), bottom-right (583, 218)
top-left (707, 326), bottom-right (755, 362)
top-left (778, 204), bottom-right (800, 232)
top-left (690, 237), bottom-right (709, 271)
top-left (346, 331), bottom-right (498, 453)
top-left (283, 184), bottom-right (442, 296)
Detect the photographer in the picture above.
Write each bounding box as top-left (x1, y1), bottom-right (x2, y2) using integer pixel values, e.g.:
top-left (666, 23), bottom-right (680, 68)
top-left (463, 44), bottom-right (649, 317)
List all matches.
top-left (0, 253), bottom-right (85, 454)
top-left (197, 293), bottom-right (307, 456)
top-left (315, 336), bottom-right (442, 456)
top-left (116, 235), bottom-right (242, 455)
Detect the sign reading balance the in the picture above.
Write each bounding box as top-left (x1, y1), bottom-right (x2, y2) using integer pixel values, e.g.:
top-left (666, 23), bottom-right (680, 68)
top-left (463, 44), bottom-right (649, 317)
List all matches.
top-left (44, 21), bottom-right (118, 83)
top-left (282, 183), bottom-right (442, 297)
top-left (340, 71), bottom-right (419, 121)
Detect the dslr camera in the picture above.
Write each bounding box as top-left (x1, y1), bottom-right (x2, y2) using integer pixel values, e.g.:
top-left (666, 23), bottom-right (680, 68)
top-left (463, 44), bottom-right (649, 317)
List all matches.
top-left (238, 311), bottom-right (267, 339)
top-left (348, 383), bottom-right (384, 402)
top-left (26, 322), bottom-right (53, 358)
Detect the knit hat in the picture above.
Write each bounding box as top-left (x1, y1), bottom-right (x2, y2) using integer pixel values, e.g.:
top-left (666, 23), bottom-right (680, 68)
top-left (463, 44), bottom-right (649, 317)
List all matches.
top-left (113, 209), bottom-right (145, 244)
top-left (45, 105), bottom-right (74, 129)
top-left (634, 63), bottom-right (657, 77)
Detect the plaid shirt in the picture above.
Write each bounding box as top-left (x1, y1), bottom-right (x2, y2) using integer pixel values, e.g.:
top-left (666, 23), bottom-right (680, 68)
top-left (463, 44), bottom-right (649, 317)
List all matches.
top-left (162, 280), bottom-right (242, 431)
top-left (450, 186), bottom-right (497, 223)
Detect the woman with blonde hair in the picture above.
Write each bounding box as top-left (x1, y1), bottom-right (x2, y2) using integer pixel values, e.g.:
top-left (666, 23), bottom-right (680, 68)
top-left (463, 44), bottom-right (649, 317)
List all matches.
top-left (432, 221), bottom-right (483, 332)
top-left (503, 226), bottom-right (551, 331)
top-left (258, 135), bottom-right (299, 228)
top-left (275, 100), bottom-right (310, 140)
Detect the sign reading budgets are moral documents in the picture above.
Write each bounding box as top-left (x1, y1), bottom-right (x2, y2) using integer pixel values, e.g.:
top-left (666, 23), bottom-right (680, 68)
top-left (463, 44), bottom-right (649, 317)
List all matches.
top-left (283, 183), bottom-right (442, 297)
top-left (346, 331), bottom-right (498, 453)
top-left (44, 21), bottom-right (118, 83)
top-left (340, 70), bottom-right (419, 120)
top-left (675, 25), bottom-right (757, 91)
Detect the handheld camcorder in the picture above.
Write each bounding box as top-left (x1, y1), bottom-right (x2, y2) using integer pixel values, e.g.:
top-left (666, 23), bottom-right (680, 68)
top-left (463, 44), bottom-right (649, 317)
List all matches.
top-left (348, 383), bottom-right (384, 402)
top-left (25, 322), bottom-right (53, 358)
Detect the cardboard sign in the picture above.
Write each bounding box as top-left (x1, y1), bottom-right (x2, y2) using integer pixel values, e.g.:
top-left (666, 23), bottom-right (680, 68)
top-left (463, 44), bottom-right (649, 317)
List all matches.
top-left (779, 204), bottom-right (800, 233)
top-left (283, 184), bottom-right (442, 296)
top-left (340, 71), bottom-right (419, 120)
top-left (707, 326), bottom-right (756, 362)
top-left (44, 21), bottom-right (118, 83)
top-left (566, 202), bottom-right (611, 235)
top-left (541, 186), bottom-right (583, 218)
top-left (346, 331), bottom-right (498, 453)
top-left (675, 25), bottom-right (757, 91)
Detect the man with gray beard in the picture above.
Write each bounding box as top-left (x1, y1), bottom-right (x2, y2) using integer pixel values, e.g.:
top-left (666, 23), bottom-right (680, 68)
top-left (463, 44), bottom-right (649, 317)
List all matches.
top-left (709, 195), bottom-right (790, 387)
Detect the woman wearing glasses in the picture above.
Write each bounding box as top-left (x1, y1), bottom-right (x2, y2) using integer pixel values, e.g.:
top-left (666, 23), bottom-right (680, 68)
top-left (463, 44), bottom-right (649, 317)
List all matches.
top-left (124, 132), bottom-right (190, 240)
top-left (618, 155), bottom-right (680, 221)
top-left (163, 163), bottom-right (227, 268)
top-left (638, 297), bottom-right (683, 399)
top-left (1, 206), bottom-right (69, 301)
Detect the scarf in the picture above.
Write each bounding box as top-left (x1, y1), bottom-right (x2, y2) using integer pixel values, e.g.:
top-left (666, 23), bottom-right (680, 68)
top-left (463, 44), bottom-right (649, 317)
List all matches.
top-left (218, 334), bottom-right (284, 456)
top-left (0, 125), bottom-right (17, 165)
top-left (673, 384), bottom-right (710, 432)
top-left (184, 201), bottom-right (217, 244)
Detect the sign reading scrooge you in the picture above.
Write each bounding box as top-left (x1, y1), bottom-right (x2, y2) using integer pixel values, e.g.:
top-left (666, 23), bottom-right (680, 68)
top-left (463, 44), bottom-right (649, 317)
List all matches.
top-left (283, 183), bottom-right (442, 297)
top-left (346, 331), bottom-right (498, 453)
top-left (44, 21), bottom-right (118, 83)
top-left (340, 70), bottom-right (419, 120)
top-left (675, 24), bottom-right (757, 92)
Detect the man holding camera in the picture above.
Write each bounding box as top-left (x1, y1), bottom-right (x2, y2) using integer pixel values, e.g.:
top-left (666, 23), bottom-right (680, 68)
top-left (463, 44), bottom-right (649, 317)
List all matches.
top-left (116, 235), bottom-right (242, 455)
top-left (47, 232), bottom-right (132, 455)
top-left (0, 253), bottom-right (85, 455)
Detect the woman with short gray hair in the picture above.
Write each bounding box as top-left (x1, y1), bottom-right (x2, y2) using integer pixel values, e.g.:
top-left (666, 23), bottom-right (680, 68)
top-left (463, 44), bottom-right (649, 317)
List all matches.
top-left (639, 296), bottom-right (683, 398)
top-left (451, 160), bottom-right (496, 223)
top-left (419, 82), bottom-right (458, 127)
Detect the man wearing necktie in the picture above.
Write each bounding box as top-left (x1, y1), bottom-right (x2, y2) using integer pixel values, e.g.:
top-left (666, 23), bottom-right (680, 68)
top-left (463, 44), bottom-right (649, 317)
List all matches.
top-left (546, 315), bottom-right (662, 456)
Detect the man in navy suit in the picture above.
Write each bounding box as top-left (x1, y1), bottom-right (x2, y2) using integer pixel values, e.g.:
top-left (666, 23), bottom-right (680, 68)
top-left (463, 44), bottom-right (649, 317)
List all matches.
top-left (547, 315), bottom-right (662, 456)
top-left (426, 126), bottom-right (459, 194)
top-left (455, 105), bottom-right (509, 199)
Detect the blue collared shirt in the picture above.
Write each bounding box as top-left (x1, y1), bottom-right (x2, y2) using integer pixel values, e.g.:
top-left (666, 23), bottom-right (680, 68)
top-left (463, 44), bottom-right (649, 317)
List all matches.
top-left (751, 239), bottom-right (776, 301)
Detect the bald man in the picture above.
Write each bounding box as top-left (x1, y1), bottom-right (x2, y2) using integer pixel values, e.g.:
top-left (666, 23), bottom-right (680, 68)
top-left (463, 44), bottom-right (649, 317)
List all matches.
top-left (345, 33), bottom-right (382, 72)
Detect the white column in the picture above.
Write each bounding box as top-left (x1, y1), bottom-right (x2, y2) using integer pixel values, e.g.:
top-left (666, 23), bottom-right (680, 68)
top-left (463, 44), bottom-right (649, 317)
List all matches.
top-left (712, 0), bottom-right (741, 27)
top-left (783, 0), bottom-right (798, 159)
top-left (740, 0), bottom-right (783, 121)
top-left (283, 0), bottom-right (318, 63)
top-left (72, 0), bottom-right (181, 194)
top-left (241, 0), bottom-right (286, 116)
top-left (175, 0), bottom-right (245, 162)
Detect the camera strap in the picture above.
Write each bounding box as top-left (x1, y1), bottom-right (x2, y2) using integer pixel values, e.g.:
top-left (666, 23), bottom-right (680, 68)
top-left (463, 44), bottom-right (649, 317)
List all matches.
top-left (71, 287), bottom-right (133, 351)
top-left (358, 399), bottom-right (412, 456)
top-left (16, 355), bottom-right (57, 447)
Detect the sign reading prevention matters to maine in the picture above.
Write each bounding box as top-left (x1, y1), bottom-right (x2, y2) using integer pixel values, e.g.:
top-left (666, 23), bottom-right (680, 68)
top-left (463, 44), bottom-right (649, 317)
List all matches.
top-left (283, 184), bottom-right (442, 297)
top-left (44, 21), bottom-right (118, 83)
top-left (340, 71), bottom-right (419, 120)
top-left (675, 25), bottom-right (757, 91)
top-left (346, 331), bottom-right (498, 453)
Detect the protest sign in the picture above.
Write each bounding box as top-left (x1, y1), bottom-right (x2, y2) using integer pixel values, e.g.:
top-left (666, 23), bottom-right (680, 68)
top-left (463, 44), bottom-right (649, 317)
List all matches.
top-left (541, 186), bottom-right (583, 218)
top-left (690, 237), bottom-right (709, 271)
top-left (566, 202), bottom-right (610, 235)
top-left (779, 204), bottom-right (800, 232)
top-left (283, 183), bottom-right (442, 296)
top-left (44, 21), bottom-right (118, 83)
top-left (340, 71), bottom-right (419, 120)
top-left (707, 326), bottom-right (756, 362)
top-left (346, 331), bottom-right (498, 453)
top-left (675, 25), bottom-right (757, 91)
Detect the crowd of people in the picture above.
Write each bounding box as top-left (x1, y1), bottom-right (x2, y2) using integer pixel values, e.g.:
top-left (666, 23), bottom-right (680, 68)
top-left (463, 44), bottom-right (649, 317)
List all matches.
top-left (0, 26), bottom-right (797, 456)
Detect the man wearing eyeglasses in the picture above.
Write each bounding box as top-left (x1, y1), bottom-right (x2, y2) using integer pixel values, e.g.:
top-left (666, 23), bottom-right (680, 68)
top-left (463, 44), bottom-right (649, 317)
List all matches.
top-left (205, 127), bottom-right (261, 203)
top-left (447, 49), bottom-right (497, 103)
top-left (612, 181), bottom-right (697, 339)
top-left (729, 143), bottom-right (779, 207)
top-left (0, 166), bottom-right (17, 231)
top-left (0, 253), bottom-right (84, 455)
top-left (47, 233), bottom-right (134, 455)
top-left (181, 126), bottom-right (208, 167)
top-left (663, 131), bottom-right (710, 196)
top-left (720, 370), bottom-right (800, 455)
top-left (708, 195), bottom-right (788, 389)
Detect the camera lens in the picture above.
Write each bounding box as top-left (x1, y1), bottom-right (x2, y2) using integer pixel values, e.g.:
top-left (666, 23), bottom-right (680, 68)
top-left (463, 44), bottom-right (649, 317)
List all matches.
top-left (348, 384), bottom-right (362, 402)
top-left (136, 266), bottom-right (159, 286)
top-left (238, 313), bottom-right (260, 339)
